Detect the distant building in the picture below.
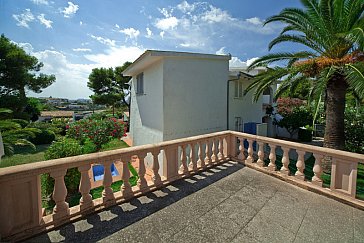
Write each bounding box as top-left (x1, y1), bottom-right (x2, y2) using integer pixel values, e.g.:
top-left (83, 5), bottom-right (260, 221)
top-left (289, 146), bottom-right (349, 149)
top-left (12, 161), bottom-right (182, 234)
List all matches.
top-left (38, 111), bottom-right (74, 122)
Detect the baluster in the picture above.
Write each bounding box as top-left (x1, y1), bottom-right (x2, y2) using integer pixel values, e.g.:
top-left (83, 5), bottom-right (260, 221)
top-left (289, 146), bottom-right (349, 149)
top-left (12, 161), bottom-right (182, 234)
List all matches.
top-left (50, 169), bottom-right (70, 219)
top-left (238, 137), bottom-right (245, 161)
top-left (312, 153), bottom-right (324, 186)
top-left (246, 139), bottom-right (254, 163)
top-left (218, 137), bottom-right (224, 160)
top-left (152, 150), bottom-right (162, 186)
top-left (267, 144), bottom-right (276, 171)
top-left (102, 160), bottom-right (115, 204)
top-left (295, 150), bottom-right (305, 180)
top-left (211, 139), bottom-right (217, 162)
top-left (256, 142), bottom-right (265, 167)
top-left (78, 164), bottom-right (93, 210)
top-left (197, 141), bottom-right (205, 168)
top-left (188, 143), bottom-right (198, 171)
top-left (137, 152), bottom-right (148, 191)
top-left (180, 144), bottom-right (189, 174)
top-left (280, 147), bottom-right (290, 175)
top-left (121, 159), bottom-right (133, 198)
top-left (204, 139), bottom-right (212, 165)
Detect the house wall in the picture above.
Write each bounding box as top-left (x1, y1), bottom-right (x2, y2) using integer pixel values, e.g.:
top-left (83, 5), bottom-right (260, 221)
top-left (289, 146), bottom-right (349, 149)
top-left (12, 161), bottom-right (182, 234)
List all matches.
top-left (130, 61), bottom-right (164, 146)
top-left (228, 78), bottom-right (266, 131)
top-left (162, 57), bottom-right (229, 141)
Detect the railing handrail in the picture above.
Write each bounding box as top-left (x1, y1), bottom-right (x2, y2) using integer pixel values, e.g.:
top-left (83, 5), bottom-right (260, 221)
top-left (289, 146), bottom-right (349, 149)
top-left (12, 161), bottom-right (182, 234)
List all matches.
top-left (1, 130), bottom-right (363, 182)
top-left (0, 131), bottom-right (230, 181)
top-left (230, 131), bottom-right (364, 162)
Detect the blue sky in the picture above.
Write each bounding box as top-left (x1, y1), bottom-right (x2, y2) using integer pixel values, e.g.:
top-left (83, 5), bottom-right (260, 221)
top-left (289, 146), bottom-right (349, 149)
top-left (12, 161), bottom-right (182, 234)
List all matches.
top-left (1, 0), bottom-right (302, 99)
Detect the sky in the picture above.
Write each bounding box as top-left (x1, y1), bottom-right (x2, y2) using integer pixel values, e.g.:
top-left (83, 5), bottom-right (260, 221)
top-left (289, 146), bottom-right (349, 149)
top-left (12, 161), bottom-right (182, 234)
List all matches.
top-left (1, 0), bottom-right (303, 99)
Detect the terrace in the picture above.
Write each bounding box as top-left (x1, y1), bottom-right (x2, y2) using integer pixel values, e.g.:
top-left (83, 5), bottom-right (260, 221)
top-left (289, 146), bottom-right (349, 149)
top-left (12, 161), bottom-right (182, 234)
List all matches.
top-left (1, 131), bottom-right (364, 242)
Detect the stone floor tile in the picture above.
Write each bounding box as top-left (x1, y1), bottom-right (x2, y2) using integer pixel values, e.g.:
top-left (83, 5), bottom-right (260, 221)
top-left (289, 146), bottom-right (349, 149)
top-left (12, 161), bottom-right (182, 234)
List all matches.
top-left (243, 213), bottom-right (296, 243)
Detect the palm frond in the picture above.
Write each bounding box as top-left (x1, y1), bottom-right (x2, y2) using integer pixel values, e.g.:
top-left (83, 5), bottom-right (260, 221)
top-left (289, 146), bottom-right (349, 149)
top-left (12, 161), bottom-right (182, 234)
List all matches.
top-left (245, 67), bottom-right (291, 102)
top-left (345, 62), bottom-right (364, 99)
top-left (247, 52), bottom-right (316, 70)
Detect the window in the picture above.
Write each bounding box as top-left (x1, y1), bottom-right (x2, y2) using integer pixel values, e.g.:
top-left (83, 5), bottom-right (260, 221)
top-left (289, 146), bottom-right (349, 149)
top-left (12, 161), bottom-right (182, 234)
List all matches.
top-left (136, 73), bottom-right (144, 95)
top-left (234, 80), bottom-right (243, 98)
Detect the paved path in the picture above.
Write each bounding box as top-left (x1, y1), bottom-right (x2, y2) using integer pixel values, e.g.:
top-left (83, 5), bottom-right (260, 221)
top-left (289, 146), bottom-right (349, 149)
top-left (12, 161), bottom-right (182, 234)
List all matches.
top-left (28, 162), bottom-right (364, 243)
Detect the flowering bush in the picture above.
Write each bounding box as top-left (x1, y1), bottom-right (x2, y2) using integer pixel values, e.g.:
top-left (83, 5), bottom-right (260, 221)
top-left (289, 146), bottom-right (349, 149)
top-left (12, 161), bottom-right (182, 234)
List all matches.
top-left (66, 117), bottom-right (126, 150)
top-left (276, 97), bottom-right (306, 115)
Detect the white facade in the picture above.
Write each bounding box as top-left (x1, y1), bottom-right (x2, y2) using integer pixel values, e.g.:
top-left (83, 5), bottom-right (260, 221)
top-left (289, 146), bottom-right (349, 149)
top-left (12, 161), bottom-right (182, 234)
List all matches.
top-left (123, 50), bottom-right (277, 147)
top-left (227, 67), bottom-right (276, 136)
top-left (124, 50), bottom-right (230, 146)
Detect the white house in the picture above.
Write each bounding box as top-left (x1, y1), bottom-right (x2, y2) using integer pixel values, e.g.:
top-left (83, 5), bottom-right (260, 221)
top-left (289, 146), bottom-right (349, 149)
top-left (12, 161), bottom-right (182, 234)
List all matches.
top-left (123, 50), bottom-right (275, 147)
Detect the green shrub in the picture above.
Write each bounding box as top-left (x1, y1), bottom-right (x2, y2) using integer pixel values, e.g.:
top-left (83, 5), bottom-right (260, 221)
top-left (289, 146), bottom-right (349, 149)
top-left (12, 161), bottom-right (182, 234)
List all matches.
top-left (30, 129), bottom-right (56, 145)
top-left (42, 138), bottom-right (83, 209)
top-left (44, 138), bottom-right (82, 160)
top-left (81, 138), bottom-right (97, 154)
top-left (51, 118), bottom-right (68, 136)
top-left (345, 107), bottom-right (364, 154)
top-left (11, 119), bottom-right (29, 128)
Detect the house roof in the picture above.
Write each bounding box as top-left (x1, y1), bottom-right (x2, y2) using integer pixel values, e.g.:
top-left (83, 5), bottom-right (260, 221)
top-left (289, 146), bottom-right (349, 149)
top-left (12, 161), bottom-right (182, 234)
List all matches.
top-left (122, 50), bottom-right (231, 76)
top-left (40, 111), bottom-right (74, 118)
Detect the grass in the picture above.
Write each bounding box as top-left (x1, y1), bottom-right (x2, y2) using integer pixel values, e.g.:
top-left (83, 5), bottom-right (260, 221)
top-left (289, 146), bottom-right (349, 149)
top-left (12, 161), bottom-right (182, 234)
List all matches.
top-left (0, 144), bottom-right (49, 168)
top-left (266, 155), bottom-right (364, 200)
top-left (66, 162), bottom-right (139, 209)
top-left (0, 139), bottom-right (129, 168)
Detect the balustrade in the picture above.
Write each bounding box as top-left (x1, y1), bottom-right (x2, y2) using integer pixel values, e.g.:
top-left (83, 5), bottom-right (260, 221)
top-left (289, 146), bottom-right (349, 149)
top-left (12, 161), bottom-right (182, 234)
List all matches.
top-left (50, 169), bottom-right (70, 219)
top-left (137, 152), bottom-right (148, 191)
top-left (0, 130), bottom-right (363, 242)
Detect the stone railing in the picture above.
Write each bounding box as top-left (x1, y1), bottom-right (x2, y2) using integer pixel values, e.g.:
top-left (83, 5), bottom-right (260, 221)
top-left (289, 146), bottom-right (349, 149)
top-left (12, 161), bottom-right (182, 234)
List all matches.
top-left (0, 131), bottom-right (363, 241)
top-left (0, 131), bottom-right (231, 241)
top-left (229, 131), bottom-right (364, 201)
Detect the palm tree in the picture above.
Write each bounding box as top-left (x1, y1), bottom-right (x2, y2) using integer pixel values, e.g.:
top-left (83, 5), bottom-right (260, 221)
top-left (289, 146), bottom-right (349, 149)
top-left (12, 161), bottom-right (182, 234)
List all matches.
top-left (246, 0), bottom-right (364, 150)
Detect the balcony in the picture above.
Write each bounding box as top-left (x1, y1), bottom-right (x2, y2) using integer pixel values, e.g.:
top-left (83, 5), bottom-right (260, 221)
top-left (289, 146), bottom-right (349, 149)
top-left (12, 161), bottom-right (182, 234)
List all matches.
top-left (1, 131), bottom-right (363, 242)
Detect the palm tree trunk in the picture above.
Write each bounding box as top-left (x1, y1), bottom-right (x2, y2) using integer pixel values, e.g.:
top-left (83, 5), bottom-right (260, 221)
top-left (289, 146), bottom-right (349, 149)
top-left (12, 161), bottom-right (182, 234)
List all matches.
top-left (322, 74), bottom-right (348, 172)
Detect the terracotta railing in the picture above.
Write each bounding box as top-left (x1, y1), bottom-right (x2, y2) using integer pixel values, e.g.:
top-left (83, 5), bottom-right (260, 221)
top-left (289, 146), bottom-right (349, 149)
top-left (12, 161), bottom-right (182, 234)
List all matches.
top-left (229, 131), bottom-right (364, 199)
top-left (0, 131), bottom-right (363, 241)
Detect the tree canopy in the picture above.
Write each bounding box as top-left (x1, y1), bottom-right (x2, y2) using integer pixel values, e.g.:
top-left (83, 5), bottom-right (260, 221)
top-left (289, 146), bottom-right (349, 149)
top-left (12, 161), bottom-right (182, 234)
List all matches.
top-left (245, 0), bottom-right (364, 150)
top-left (0, 34), bottom-right (56, 113)
top-left (87, 62), bottom-right (132, 115)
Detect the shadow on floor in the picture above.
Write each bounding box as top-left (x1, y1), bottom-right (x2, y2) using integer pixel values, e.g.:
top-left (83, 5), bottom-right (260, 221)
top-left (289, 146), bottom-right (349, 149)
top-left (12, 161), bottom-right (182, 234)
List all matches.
top-left (27, 161), bottom-right (244, 243)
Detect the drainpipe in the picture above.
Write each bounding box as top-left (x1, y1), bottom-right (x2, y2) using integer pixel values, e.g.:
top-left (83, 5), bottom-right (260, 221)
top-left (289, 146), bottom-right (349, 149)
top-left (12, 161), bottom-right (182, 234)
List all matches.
top-left (227, 72), bottom-right (241, 130)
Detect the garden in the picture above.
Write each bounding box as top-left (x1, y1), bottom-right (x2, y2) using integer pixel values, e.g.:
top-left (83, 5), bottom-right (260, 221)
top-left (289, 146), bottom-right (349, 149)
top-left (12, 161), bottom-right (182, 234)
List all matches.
top-left (0, 110), bottom-right (136, 212)
top-left (269, 97), bottom-right (364, 199)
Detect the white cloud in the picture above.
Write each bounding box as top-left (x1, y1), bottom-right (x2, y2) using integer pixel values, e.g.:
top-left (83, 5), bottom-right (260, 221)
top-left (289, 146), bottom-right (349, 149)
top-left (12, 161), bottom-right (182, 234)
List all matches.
top-left (79, 21), bottom-right (83, 26)
top-left (147, 2), bottom-right (282, 51)
top-left (18, 42), bottom-right (144, 99)
top-left (246, 17), bottom-right (263, 25)
top-left (160, 31), bottom-right (165, 39)
top-left (84, 45), bottom-right (144, 68)
top-left (72, 48), bottom-right (91, 52)
top-left (115, 24), bottom-right (120, 29)
top-left (155, 16), bottom-right (179, 30)
top-left (215, 47), bottom-right (257, 68)
top-left (62, 2), bottom-right (79, 18)
top-left (146, 27), bottom-right (153, 38)
top-left (31, 0), bottom-right (49, 5)
top-left (37, 14), bottom-right (53, 28)
top-left (201, 6), bottom-right (233, 23)
top-left (229, 56), bottom-right (259, 68)
top-left (215, 47), bottom-right (226, 55)
top-left (13, 9), bottom-right (35, 28)
top-left (177, 1), bottom-right (196, 13)
top-left (120, 27), bottom-right (140, 40)
top-left (90, 34), bottom-right (116, 47)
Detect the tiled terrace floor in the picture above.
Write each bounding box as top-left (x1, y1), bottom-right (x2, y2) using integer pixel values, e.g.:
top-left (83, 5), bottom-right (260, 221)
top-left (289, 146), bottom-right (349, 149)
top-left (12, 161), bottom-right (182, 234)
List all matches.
top-left (28, 161), bottom-right (364, 243)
